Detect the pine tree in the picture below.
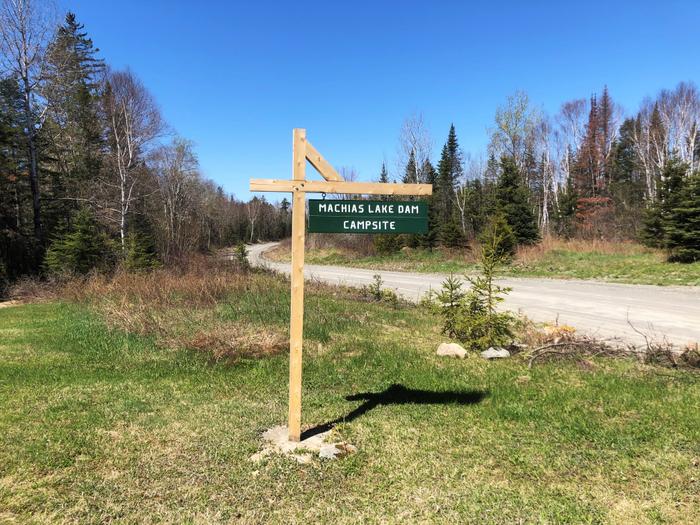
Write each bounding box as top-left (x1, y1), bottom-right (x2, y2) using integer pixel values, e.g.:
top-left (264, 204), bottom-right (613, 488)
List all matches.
top-left (379, 162), bottom-right (389, 184)
top-left (419, 159), bottom-right (439, 250)
top-left (436, 125), bottom-right (462, 222)
top-left (439, 220), bottom-right (466, 248)
top-left (0, 77), bottom-right (38, 282)
top-left (553, 176), bottom-right (578, 239)
top-left (608, 118), bottom-right (646, 234)
top-left (484, 153), bottom-right (499, 184)
top-left (402, 150), bottom-right (418, 183)
top-left (124, 213), bottom-right (159, 270)
top-left (665, 170), bottom-right (700, 262)
top-left (42, 12), bottom-right (105, 229)
top-left (496, 156), bottom-right (540, 245)
top-left (44, 208), bottom-right (115, 275)
top-left (641, 159), bottom-right (686, 248)
top-left (479, 214), bottom-right (516, 262)
top-left (378, 162), bottom-right (390, 202)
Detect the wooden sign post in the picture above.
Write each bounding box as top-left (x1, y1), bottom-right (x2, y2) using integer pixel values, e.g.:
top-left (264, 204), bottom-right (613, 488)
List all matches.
top-left (250, 129), bottom-right (432, 442)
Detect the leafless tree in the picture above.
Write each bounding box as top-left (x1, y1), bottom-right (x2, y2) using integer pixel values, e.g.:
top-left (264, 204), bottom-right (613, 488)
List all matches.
top-left (536, 118), bottom-right (554, 233)
top-left (152, 138), bottom-right (200, 260)
top-left (103, 69), bottom-right (164, 250)
top-left (0, 0), bottom-right (55, 240)
top-left (657, 81), bottom-right (700, 171)
top-left (246, 196), bottom-right (264, 242)
top-left (630, 98), bottom-right (664, 200)
top-left (396, 113), bottom-right (432, 182)
top-left (630, 82), bottom-right (700, 201)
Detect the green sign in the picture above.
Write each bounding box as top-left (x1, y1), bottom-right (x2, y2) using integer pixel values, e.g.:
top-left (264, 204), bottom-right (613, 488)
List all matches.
top-left (308, 199), bottom-right (428, 234)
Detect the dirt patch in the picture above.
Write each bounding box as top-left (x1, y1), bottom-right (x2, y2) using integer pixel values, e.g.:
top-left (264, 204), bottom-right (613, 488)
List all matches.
top-left (250, 425), bottom-right (356, 464)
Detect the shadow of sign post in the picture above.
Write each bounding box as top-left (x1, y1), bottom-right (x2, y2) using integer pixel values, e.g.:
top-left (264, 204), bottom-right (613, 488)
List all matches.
top-left (302, 384), bottom-right (490, 440)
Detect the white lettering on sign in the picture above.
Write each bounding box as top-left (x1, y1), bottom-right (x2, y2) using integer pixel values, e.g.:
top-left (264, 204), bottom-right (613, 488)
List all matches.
top-left (367, 203), bottom-right (395, 214)
top-left (342, 220), bottom-right (397, 231)
top-left (316, 201), bottom-right (421, 216)
top-left (318, 202), bottom-right (366, 214)
top-left (398, 204), bottom-right (419, 214)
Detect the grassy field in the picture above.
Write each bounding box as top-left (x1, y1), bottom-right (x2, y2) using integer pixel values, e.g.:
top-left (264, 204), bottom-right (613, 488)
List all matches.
top-left (1, 268), bottom-right (699, 523)
top-left (268, 238), bottom-right (700, 286)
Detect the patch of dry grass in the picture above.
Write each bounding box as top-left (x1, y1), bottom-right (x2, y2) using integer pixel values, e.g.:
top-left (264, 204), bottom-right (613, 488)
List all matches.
top-left (10, 256), bottom-right (292, 363)
top-left (186, 325), bottom-right (287, 362)
top-left (515, 235), bottom-right (656, 263)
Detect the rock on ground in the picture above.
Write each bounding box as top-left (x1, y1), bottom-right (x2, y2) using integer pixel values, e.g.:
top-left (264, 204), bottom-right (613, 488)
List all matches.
top-left (481, 347), bottom-right (511, 359)
top-left (436, 342), bottom-right (467, 359)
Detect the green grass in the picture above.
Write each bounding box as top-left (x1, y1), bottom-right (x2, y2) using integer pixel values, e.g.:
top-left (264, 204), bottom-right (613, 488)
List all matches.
top-left (269, 244), bottom-right (700, 286)
top-left (1, 277), bottom-right (699, 523)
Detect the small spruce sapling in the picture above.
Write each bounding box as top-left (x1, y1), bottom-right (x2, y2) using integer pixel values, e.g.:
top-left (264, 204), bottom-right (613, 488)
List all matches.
top-left (434, 217), bottom-right (515, 351)
top-left (233, 242), bottom-right (250, 270)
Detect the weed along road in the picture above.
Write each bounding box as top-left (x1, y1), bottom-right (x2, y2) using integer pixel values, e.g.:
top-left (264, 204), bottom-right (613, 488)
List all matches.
top-left (248, 242), bottom-right (700, 347)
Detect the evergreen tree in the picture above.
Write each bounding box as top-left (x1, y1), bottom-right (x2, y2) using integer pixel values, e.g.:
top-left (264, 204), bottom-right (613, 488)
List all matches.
top-left (496, 156), bottom-right (540, 245)
top-left (641, 159), bottom-right (686, 248)
top-left (419, 159), bottom-right (439, 250)
top-left (609, 118), bottom-right (645, 235)
top-left (553, 176), bottom-right (578, 239)
top-left (479, 214), bottom-right (516, 262)
top-left (484, 153), bottom-right (499, 183)
top-left (374, 162), bottom-right (400, 251)
top-left (461, 178), bottom-right (495, 239)
top-left (379, 162), bottom-right (389, 183)
top-left (439, 220), bottom-right (466, 248)
top-left (124, 213), bottom-right (159, 270)
top-left (0, 77), bottom-right (38, 283)
top-left (402, 150), bottom-right (418, 183)
top-left (665, 170), bottom-right (700, 262)
top-left (44, 208), bottom-right (115, 275)
top-left (41, 12), bottom-right (105, 229)
top-left (436, 124), bottom-right (462, 223)
top-left (378, 162), bottom-right (390, 202)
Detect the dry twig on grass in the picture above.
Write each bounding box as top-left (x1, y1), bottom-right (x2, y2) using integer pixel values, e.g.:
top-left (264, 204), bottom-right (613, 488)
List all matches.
top-left (526, 338), bottom-right (619, 369)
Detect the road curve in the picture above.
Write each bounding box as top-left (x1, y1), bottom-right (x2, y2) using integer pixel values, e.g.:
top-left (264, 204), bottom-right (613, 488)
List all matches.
top-left (247, 242), bottom-right (700, 347)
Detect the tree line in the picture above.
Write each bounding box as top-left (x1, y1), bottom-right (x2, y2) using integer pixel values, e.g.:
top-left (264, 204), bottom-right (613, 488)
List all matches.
top-left (375, 85), bottom-right (699, 262)
top-left (0, 2), bottom-right (290, 290)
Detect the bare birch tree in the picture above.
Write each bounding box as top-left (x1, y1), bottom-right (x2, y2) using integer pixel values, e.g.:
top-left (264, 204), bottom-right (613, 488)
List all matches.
top-left (103, 69), bottom-right (163, 251)
top-left (0, 0), bottom-right (55, 240)
top-left (657, 81), bottom-right (700, 171)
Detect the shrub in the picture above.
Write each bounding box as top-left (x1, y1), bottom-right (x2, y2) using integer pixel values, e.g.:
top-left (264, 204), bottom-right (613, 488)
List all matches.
top-left (362, 273), bottom-right (400, 307)
top-left (373, 234), bottom-right (401, 255)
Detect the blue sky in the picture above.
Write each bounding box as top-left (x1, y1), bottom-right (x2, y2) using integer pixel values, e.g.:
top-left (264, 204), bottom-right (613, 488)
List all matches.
top-left (61, 0), bottom-right (699, 200)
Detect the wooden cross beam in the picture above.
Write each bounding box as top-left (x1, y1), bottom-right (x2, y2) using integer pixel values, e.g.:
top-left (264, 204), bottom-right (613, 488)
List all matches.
top-left (249, 179), bottom-right (432, 195)
top-left (250, 128), bottom-right (432, 442)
